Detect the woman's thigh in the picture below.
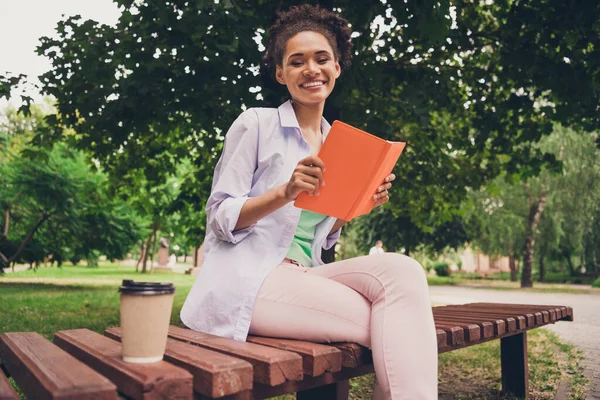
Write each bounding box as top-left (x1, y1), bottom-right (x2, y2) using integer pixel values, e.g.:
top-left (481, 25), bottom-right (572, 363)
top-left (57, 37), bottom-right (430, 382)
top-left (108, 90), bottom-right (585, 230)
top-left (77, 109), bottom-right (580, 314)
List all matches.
top-left (249, 263), bottom-right (372, 346)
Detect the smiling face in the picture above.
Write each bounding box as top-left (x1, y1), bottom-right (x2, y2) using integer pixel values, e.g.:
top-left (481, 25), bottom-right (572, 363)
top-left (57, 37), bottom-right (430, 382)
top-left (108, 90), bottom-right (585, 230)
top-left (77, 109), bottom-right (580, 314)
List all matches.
top-left (275, 30), bottom-right (341, 107)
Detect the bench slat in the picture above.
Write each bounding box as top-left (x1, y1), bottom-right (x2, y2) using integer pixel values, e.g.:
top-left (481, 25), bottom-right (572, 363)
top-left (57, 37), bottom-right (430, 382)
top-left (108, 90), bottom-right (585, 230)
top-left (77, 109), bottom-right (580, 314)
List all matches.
top-left (167, 326), bottom-right (303, 386)
top-left (434, 321), bottom-right (480, 342)
top-left (463, 304), bottom-right (547, 326)
top-left (435, 307), bottom-right (520, 331)
top-left (461, 303), bottom-right (554, 324)
top-left (468, 303), bottom-right (571, 323)
top-left (246, 336), bottom-right (341, 377)
top-left (432, 316), bottom-right (495, 339)
top-left (54, 329), bottom-right (193, 400)
top-left (0, 373), bottom-right (18, 400)
top-left (105, 327), bottom-right (253, 398)
top-left (433, 309), bottom-right (516, 336)
top-left (329, 343), bottom-right (372, 368)
top-left (0, 332), bottom-right (117, 400)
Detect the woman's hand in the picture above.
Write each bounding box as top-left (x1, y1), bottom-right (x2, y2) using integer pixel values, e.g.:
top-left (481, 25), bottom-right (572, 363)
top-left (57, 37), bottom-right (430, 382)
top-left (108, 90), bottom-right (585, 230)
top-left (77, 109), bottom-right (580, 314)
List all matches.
top-left (373, 173), bottom-right (395, 207)
top-left (283, 155), bottom-right (326, 200)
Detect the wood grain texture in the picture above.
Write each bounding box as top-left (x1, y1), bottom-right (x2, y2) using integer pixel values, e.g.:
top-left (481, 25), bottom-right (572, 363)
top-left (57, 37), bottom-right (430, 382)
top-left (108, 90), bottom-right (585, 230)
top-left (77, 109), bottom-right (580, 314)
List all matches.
top-left (246, 336), bottom-right (341, 377)
top-left (54, 329), bottom-right (193, 400)
top-left (0, 332), bottom-right (117, 400)
top-left (105, 327), bottom-right (253, 398)
top-left (167, 326), bottom-right (302, 386)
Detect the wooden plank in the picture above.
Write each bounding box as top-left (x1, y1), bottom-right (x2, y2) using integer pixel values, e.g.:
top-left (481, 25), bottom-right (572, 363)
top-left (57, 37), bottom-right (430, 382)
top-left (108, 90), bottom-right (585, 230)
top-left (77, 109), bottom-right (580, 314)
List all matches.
top-left (105, 327), bottom-right (253, 398)
top-left (0, 332), bottom-right (117, 400)
top-left (435, 307), bottom-right (519, 331)
top-left (0, 373), bottom-right (18, 400)
top-left (436, 329), bottom-right (450, 351)
top-left (432, 315), bottom-right (495, 339)
top-left (167, 326), bottom-right (302, 386)
top-left (433, 324), bottom-right (465, 346)
top-left (329, 343), bottom-right (372, 368)
top-left (501, 332), bottom-right (528, 398)
top-left (54, 329), bottom-right (193, 400)
top-left (246, 336), bottom-right (341, 377)
top-left (433, 321), bottom-right (480, 343)
top-left (461, 304), bottom-right (554, 326)
top-left (467, 303), bottom-right (573, 323)
top-left (434, 310), bottom-right (509, 334)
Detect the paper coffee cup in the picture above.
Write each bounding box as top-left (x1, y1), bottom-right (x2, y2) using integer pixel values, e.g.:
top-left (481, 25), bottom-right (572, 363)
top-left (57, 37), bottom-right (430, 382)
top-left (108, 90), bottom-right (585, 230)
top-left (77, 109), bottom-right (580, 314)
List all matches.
top-left (119, 280), bottom-right (175, 363)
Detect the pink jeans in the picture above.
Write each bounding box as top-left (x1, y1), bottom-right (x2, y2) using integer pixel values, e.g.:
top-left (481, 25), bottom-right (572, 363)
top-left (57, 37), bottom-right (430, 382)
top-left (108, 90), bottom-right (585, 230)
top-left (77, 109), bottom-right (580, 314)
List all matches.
top-left (249, 253), bottom-right (438, 400)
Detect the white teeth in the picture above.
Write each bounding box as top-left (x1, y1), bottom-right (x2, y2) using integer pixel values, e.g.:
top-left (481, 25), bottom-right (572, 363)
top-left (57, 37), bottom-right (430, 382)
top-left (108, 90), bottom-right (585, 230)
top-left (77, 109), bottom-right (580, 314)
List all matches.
top-left (302, 81), bottom-right (324, 88)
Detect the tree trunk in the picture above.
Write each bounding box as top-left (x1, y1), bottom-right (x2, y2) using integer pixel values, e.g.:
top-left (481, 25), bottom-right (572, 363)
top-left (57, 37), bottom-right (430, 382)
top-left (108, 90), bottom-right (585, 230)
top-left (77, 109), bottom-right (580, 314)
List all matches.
top-left (520, 194), bottom-right (547, 288)
top-left (509, 254), bottom-right (519, 282)
top-left (149, 229), bottom-right (158, 273)
top-left (0, 213), bottom-right (50, 271)
top-left (141, 231), bottom-right (154, 273)
top-left (135, 241), bottom-right (146, 272)
top-left (539, 254), bottom-right (545, 282)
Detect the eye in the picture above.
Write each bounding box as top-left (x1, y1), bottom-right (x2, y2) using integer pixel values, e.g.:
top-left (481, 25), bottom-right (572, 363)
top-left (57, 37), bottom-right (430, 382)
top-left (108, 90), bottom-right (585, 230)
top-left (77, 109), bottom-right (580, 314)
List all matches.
top-left (291, 61), bottom-right (303, 67)
top-left (318, 58), bottom-right (330, 64)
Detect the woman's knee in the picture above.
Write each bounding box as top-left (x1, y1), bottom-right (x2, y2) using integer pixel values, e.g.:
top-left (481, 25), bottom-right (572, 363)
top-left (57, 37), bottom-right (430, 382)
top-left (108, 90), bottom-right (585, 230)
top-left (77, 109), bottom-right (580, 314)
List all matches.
top-left (379, 253), bottom-right (428, 291)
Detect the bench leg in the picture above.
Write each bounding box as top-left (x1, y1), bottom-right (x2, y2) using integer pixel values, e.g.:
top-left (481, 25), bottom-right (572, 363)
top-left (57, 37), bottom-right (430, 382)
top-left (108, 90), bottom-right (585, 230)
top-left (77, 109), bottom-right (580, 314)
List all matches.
top-left (501, 332), bottom-right (529, 399)
top-left (297, 380), bottom-right (350, 400)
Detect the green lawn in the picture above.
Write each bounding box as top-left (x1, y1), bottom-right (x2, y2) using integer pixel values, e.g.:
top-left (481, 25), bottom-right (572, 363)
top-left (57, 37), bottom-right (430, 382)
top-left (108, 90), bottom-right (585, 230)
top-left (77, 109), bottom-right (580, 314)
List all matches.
top-left (0, 263), bottom-right (588, 399)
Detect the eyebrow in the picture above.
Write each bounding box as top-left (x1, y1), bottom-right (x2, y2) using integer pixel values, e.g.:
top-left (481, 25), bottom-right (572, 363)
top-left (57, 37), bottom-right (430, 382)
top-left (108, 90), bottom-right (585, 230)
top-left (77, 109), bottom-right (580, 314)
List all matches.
top-left (288, 50), bottom-right (332, 58)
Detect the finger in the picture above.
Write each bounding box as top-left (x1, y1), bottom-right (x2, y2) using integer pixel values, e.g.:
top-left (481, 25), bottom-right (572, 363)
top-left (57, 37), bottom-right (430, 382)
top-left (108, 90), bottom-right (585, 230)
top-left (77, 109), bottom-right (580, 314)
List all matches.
top-left (295, 180), bottom-right (318, 196)
top-left (296, 174), bottom-right (321, 195)
top-left (297, 165), bottom-right (325, 186)
top-left (375, 182), bottom-right (392, 193)
top-left (374, 194), bottom-right (390, 207)
top-left (300, 155), bottom-right (326, 172)
top-left (385, 174), bottom-right (396, 183)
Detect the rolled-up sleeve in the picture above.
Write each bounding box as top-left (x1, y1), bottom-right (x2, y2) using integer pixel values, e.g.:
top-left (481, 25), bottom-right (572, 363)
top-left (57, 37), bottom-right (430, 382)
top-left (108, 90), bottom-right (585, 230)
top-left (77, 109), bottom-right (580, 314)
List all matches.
top-left (206, 110), bottom-right (259, 243)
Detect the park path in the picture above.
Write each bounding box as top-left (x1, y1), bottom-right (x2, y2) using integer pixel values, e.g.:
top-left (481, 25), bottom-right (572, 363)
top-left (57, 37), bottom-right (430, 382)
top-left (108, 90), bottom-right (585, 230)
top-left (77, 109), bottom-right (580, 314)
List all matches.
top-left (429, 285), bottom-right (600, 399)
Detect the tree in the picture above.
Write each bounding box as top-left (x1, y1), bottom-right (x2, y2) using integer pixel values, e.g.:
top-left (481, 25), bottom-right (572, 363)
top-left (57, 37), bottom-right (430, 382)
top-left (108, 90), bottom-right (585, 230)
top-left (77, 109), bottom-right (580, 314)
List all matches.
top-left (464, 126), bottom-right (600, 287)
top-left (30, 0), bottom-right (600, 252)
top-left (0, 105), bottom-right (145, 272)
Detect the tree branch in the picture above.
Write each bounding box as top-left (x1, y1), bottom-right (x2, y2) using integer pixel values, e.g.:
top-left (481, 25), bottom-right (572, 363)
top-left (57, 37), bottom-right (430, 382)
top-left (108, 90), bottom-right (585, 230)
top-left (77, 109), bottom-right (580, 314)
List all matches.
top-left (7, 212), bottom-right (52, 264)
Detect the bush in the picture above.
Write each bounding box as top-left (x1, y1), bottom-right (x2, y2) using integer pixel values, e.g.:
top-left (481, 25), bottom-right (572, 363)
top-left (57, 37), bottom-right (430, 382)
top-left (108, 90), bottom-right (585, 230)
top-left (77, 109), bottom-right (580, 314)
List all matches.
top-left (433, 261), bottom-right (451, 277)
top-left (593, 278), bottom-right (600, 288)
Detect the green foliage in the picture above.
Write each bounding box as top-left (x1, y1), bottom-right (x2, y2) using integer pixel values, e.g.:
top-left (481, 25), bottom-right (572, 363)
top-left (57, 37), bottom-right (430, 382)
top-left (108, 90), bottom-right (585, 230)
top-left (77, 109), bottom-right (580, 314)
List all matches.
top-left (592, 278), bottom-right (600, 289)
top-left (30, 0), bottom-right (600, 253)
top-left (463, 126), bottom-right (600, 286)
top-left (0, 106), bottom-right (145, 271)
top-left (433, 261), bottom-right (451, 277)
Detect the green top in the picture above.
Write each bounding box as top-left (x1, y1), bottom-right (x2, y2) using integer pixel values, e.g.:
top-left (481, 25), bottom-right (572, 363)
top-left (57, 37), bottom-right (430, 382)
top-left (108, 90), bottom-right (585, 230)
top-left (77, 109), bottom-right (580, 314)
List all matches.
top-left (285, 210), bottom-right (328, 267)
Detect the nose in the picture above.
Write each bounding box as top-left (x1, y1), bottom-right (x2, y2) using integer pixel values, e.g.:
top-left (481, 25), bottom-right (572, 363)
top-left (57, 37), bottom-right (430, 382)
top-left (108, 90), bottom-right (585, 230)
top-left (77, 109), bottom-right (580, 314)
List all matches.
top-left (303, 60), bottom-right (320, 77)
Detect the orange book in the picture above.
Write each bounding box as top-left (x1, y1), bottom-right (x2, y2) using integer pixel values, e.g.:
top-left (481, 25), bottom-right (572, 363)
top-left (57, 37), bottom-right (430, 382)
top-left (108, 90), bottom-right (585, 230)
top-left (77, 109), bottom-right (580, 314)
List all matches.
top-left (294, 121), bottom-right (406, 221)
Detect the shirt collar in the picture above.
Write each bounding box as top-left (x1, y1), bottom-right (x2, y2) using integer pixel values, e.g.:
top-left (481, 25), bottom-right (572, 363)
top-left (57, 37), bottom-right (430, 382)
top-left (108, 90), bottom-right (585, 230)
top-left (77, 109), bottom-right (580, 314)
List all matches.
top-left (278, 100), bottom-right (332, 140)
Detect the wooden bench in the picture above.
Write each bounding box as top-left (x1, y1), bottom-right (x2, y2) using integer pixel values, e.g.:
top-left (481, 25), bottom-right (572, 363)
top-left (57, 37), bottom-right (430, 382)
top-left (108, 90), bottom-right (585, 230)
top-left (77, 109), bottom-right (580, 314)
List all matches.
top-left (0, 302), bottom-right (573, 399)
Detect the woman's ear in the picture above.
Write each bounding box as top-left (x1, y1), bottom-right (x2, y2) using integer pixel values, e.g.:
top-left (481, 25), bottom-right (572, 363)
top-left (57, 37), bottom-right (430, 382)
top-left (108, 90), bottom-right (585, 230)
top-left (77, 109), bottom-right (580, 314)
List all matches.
top-left (335, 61), bottom-right (341, 78)
top-left (275, 65), bottom-right (286, 85)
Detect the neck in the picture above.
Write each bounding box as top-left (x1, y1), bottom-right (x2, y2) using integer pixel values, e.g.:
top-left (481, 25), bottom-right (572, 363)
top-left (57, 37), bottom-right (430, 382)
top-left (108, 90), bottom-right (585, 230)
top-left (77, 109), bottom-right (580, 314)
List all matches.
top-left (291, 100), bottom-right (324, 135)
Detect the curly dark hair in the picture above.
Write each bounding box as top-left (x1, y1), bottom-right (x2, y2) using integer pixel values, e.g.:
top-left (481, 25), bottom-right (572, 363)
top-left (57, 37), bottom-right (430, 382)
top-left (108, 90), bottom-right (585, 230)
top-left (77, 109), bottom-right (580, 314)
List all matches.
top-left (261, 4), bottom-right (353, 79)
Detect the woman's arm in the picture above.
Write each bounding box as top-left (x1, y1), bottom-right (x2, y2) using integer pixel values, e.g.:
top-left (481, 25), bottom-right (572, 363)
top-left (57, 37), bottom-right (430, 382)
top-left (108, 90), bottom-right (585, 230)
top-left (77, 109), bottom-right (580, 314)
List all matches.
top-left (234, 155), bottom-right (326, 231)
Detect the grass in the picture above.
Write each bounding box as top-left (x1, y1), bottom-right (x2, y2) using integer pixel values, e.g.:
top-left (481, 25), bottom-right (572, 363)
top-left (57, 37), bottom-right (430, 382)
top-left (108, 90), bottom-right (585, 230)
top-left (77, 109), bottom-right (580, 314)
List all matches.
top-left (0, 263), bottom-right (589, 399)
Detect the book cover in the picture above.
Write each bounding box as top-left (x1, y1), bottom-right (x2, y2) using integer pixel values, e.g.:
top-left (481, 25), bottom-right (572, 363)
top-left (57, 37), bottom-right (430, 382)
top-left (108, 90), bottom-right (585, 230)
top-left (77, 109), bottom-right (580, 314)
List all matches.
top-left (294, 121), bottom-right (406, 220)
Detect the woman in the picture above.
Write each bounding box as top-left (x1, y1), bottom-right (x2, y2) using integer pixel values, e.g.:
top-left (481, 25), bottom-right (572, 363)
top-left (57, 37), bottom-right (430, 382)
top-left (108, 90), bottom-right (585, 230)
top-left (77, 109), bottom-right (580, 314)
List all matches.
top-left (181, 5), bottom-right (437, 399)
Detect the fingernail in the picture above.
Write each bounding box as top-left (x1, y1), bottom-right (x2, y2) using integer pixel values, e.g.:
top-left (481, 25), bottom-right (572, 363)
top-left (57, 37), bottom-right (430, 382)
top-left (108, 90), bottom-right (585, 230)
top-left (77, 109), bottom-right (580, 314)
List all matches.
top-left (322, 181), bottom-right (326, 186)
top-left (379, 186), bottom-right (383, 191)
